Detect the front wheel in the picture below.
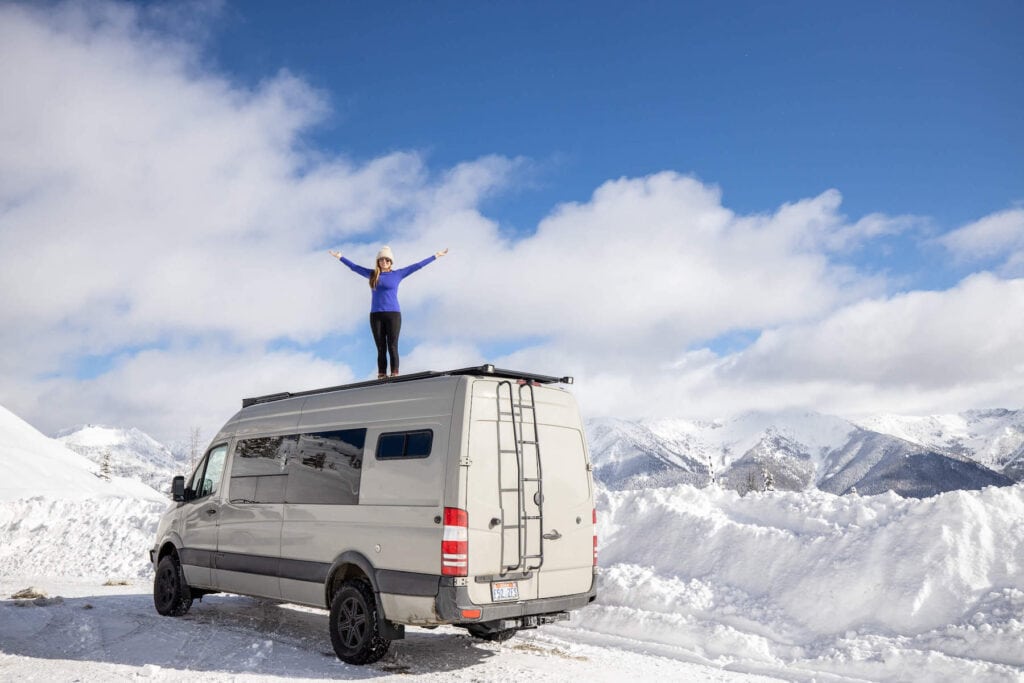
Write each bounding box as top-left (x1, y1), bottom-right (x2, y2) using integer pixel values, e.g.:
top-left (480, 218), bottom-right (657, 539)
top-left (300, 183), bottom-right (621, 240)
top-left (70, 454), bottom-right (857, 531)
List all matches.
top-left (329, 580), bottom-right (390, 665)
top-left (153, 554), bottom-right (193, 616)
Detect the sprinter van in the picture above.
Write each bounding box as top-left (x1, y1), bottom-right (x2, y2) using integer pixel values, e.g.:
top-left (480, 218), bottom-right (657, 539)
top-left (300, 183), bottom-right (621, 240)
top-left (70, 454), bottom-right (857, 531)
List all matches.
top-left (150, 366), bottom-right (597, 664)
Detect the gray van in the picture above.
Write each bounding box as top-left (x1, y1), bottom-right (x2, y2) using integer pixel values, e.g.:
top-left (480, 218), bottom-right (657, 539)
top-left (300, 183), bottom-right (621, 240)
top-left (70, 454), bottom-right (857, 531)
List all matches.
top-left (150, 366), bottom-right (597, 664)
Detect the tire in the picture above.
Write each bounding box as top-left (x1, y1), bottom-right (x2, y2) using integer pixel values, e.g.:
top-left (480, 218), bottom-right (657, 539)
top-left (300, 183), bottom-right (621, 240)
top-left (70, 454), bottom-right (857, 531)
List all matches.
top-left (329, 580), bottom-right (390, 665)
top-left (153, 554), bottom-right (193, 616)
top-left (466, 623), bottom-right (517, 642)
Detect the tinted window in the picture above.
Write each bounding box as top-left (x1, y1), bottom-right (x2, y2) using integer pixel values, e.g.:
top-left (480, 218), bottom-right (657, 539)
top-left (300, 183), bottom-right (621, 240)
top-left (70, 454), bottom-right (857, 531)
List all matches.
top-left (376, 430), bottom-right (433, 460)
top-left (286, 429), bottom-right (366, 505)
top-left (190, 444), bottom-right (228, 499)
top-left (229, 436), bottom-right (294, 504)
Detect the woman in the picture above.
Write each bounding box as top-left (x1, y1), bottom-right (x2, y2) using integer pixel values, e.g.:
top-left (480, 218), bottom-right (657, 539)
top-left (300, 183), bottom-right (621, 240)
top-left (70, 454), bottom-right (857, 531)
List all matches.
top-left (329, 245), bottom-right (448, 379)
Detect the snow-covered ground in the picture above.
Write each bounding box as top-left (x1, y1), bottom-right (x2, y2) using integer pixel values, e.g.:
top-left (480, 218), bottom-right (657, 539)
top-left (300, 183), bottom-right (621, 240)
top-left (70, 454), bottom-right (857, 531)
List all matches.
top-left (2, 404), bottom-right (1023, 681)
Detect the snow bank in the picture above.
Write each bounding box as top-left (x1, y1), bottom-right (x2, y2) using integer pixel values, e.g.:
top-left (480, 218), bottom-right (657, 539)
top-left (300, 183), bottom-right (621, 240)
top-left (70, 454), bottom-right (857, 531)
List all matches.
top-left (0, 405), bottom-right (164, 503)
top-left (0, 496), bottom-right (166, 579)
top-left (575, 483), bottom-right (1024, 680)
top-left (0, 405), bottom-right (169, 579)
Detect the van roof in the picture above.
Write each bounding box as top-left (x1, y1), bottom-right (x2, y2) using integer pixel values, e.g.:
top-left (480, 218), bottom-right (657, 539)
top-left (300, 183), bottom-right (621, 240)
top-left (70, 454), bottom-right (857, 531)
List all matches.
top-left (241, 365), bottom-right (574, 408)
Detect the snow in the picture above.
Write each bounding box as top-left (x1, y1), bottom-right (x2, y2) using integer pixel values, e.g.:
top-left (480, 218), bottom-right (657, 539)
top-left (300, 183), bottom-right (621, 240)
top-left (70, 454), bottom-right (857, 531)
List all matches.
top-left (0, 579), bottom-right (776, 682)
top-left (2, 403), bottom-right (1023, 681)
top-left (854, 410), bottom-right (1024, 472)
top-left (589, 410), bottom-right (1021, 496)
top-left (590, 484), bottom-right (1024, 679)
top-left (0, 405), bottom-right (165, 503)
top-left (58, 424), bottom-right (187, 493)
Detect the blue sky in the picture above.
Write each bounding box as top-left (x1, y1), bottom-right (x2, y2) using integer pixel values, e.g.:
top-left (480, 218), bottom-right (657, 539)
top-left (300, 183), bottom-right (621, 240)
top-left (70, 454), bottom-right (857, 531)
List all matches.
top-left (207, 2), bottom-right (1023, 233)
top-left (1, 1), bottom-right (1022, 441)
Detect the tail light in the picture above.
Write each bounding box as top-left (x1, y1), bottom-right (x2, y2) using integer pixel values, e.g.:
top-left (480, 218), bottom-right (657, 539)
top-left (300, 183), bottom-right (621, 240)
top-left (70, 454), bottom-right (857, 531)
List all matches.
top-left (442, 507), bottom-right (468, 576)
top-left (592, 508), bottom-right (598, 567)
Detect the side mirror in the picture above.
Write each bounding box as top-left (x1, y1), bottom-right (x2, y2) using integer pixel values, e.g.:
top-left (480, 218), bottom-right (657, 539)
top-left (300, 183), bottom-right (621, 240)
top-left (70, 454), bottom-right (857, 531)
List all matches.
top-left (172, 476), bottom-right (186, 502)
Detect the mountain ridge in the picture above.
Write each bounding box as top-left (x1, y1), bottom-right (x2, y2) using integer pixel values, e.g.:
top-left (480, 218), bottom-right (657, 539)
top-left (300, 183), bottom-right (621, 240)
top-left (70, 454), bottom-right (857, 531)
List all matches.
top-left (587, 408), bottom-right (1021, 497)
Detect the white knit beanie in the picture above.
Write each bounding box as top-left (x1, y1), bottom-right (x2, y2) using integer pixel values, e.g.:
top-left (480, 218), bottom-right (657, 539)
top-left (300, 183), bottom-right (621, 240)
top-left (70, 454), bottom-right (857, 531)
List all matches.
top-left (376, 245), bottom-right (394, 262)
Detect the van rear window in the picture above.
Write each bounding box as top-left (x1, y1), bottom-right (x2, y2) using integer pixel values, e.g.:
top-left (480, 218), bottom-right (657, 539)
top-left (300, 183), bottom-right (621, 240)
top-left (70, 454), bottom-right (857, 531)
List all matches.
top-left (377, 430), bottom-right (433, 460)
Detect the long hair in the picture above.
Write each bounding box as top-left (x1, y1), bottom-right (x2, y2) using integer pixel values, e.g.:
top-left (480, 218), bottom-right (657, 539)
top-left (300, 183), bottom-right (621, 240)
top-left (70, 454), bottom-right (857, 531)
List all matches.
top-left (370, 266), bottom-right (381, 290)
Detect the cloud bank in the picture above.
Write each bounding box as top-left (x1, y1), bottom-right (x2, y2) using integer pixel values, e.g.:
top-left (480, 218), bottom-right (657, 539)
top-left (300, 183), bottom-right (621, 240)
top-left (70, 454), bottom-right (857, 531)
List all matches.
top-left (1, 2), bottom-right (1021, 441)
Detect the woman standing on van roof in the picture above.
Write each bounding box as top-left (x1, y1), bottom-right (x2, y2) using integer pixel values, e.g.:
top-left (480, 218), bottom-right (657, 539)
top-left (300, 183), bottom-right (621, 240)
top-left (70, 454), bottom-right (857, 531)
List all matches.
top-left (328, 245), bottom-right (448, 379)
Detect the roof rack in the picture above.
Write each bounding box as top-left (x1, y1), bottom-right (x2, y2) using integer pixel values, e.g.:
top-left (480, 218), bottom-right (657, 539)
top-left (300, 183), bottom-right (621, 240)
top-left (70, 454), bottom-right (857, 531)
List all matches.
top-left (241, 364), bottom-right (573, 408)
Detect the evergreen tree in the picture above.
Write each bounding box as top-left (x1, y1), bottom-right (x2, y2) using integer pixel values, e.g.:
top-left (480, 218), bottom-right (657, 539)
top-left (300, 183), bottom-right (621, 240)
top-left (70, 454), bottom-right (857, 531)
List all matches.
top-left (100, 449), bottom-right (111, 481)
top-left (189, 426), bottom-right (202, 473)
top-left (743, 470), bottom-right (758, 496)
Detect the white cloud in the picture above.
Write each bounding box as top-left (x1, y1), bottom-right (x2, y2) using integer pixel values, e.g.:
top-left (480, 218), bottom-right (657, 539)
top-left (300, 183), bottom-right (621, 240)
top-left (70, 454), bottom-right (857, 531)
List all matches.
top-left (939, 208), bottom-right (1024, 275)
top-left (407, 176), bottom-right (892, 366)
top-left (723, 273), bottom-right (1024, 387)
top-left (550, 273), bottom-right (1024, 421)
top-left (0, 2), bottom-right (514, 374)
top-left (0, 2), bottom-right (1020, 441)
top-left (6, 345), bottom-right (355, 444)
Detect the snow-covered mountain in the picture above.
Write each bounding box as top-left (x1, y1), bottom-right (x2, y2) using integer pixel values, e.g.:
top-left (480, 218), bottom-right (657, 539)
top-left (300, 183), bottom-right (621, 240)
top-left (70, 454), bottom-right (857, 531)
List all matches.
top-left (585, 418), bottom-right (711, 489)
top-left (0, 405), bottom-right (167, 579)
top-left (586, 408), bottom-right (1020, 497)
top-left (853, 409), bottom-right (1024, 480)
top-left (57, 424), bottom-right (191, 493)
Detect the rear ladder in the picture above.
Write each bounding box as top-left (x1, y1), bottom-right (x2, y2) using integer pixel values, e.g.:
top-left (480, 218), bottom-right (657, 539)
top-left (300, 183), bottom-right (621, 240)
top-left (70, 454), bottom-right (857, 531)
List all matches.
top-left (495, 380), bottom-right (545, 574)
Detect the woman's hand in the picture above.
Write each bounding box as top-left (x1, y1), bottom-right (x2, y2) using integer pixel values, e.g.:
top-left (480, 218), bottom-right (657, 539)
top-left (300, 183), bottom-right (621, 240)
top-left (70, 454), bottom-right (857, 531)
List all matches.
top-left (435, 248), bottom-right (449, 258)
top-left (328, 250), bottom-right (342, 260)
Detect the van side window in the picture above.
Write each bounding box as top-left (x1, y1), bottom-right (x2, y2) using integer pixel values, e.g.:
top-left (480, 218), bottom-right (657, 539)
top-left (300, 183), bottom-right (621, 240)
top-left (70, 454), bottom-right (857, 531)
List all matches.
top-left (188, 444), bottom-right (228, 500)
top-left (229, 435), bottom-right (295, 504)
top-left (286, 429), bottom-right (366, 505)
top-left (377, 430), bottom-right (433, 460)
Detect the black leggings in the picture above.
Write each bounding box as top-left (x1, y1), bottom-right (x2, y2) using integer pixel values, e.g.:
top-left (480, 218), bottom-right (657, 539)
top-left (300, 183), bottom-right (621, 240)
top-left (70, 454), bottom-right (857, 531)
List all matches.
top-left (369, 312), bottom-right (402, 375)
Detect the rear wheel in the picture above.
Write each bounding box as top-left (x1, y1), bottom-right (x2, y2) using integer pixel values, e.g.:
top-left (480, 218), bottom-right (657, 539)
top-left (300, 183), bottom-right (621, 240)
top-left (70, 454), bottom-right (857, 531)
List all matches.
top-left (153, 554), bottom-right (193, 616)
top-left (329, 580), bottom-right (390, 665)
top-left (466, 623), bottom-right (517, 642)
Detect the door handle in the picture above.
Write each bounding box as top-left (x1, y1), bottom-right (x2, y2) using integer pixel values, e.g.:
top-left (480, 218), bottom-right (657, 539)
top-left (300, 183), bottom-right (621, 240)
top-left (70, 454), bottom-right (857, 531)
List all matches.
top-left (542, 529), bottom-right (562, 541)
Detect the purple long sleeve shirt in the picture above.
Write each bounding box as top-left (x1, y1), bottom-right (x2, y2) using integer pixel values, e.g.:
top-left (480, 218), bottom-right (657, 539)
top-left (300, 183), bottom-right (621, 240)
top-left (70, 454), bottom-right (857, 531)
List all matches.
top-left (340, 255), bottom-right (437, 313)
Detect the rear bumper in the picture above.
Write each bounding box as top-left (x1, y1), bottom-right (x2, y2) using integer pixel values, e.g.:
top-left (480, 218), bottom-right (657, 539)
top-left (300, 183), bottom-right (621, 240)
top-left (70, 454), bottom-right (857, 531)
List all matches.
top-left (434, 574), bottom-right (597, 624)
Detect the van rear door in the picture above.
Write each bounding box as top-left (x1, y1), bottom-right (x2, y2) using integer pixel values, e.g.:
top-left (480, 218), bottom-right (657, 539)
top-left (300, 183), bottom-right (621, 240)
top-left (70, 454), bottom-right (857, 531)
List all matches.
top-left (533, 420), bottom-right (594, 598)
top-left (464, 379), bottom-right (594, 607)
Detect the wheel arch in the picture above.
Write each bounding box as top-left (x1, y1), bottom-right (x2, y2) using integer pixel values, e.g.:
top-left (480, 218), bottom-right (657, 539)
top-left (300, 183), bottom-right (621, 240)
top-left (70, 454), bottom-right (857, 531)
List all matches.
top-left (324, 551), bottom-right (379, 607)
top-left (323, 551), bottom-right (404, 640)
top-left (156, 533), bottom-right (185, 563)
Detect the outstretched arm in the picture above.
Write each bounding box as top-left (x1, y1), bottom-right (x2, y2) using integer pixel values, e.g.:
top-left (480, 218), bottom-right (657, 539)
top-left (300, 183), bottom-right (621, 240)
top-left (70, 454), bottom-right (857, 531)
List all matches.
top-left (395, 248), bottom-right (449, 277)
top-left (328, 250), bottom-right (372, 278)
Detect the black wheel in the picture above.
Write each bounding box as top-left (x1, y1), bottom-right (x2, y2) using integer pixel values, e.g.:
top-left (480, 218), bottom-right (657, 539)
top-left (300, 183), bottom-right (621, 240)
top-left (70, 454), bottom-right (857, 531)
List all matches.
top-left (153, 554), bottom-right (193, 616)
top-left (466, 623), bottom-right (517, 642)
top-left (329, 580), bottom-right (390, 665)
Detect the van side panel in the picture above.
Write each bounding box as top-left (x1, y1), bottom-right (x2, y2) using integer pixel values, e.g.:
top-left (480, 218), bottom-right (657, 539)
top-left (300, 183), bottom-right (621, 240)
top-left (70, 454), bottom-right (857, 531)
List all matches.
top-left (276, 378), bottom-right (458, 616)
top-left (278, 504), bottom-right (443, 609)
top-left (215, 498), bottom-right (284, 599)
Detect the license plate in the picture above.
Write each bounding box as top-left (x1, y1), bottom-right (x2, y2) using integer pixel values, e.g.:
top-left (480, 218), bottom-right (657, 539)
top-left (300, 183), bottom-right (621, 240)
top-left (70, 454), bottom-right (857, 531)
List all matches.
top-left (491, 581), bottom-right (519, 602)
